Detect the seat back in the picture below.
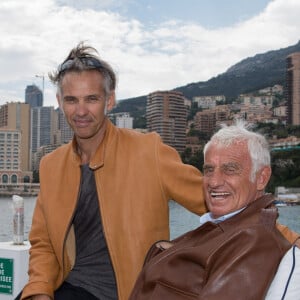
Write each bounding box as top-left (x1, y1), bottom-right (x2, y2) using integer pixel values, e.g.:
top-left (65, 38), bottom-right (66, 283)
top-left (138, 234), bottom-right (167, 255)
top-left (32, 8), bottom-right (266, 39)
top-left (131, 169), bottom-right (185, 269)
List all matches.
top-left (265, 245), bottom-right (300, 299)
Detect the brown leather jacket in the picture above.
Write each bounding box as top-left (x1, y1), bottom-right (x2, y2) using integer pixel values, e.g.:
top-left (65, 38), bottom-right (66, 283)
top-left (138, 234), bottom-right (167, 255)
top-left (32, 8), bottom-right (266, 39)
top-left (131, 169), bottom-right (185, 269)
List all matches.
top-left (21, 120), bottom-right (206, 300)
top-left (130, 195), bottom-right (292, 300)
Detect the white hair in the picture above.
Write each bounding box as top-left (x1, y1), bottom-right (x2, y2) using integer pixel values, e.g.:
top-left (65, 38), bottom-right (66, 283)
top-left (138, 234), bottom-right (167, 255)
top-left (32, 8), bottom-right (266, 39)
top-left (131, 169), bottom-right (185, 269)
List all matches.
top-left (203, 120), bottom-right (270, 181)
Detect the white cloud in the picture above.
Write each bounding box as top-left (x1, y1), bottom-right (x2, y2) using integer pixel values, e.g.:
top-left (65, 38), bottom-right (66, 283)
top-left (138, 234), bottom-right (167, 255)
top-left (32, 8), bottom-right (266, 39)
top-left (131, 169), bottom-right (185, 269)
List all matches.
top-left (0, 0), bottom-right (299, 107)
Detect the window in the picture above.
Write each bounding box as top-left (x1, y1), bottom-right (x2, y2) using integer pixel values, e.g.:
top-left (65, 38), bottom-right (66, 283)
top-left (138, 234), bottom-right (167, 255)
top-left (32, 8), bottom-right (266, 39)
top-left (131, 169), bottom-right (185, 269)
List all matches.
top-left (11, 174), bottom-right (18, 183)
top-left (2, 174), bottom-right (8, 183)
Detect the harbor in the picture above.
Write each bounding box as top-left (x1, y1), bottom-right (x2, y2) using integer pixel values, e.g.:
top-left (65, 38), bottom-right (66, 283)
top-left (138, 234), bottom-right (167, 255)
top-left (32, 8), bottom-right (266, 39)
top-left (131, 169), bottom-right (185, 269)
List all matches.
top-left (0, 184), bottom-right (39, 198)
top-left (0, 197), bottom-right (300, 299)
top-left (274, 186), bottom-right (300, 206)
top-left (0, 196), bottom-right (300, 243)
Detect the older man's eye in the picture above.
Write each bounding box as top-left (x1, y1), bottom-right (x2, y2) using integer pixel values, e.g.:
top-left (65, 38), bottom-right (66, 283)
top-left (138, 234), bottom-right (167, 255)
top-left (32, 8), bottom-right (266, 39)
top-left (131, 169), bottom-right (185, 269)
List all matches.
top-left (222, 164), bottom-right (241, 175)
top-left (203, 166), bottom-right (214, 176)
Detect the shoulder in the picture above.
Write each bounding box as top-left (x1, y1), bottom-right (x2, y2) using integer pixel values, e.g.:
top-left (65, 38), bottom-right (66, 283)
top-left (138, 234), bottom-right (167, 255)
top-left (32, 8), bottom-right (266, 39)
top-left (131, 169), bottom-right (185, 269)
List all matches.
top-left (111, 126), bottom-right (163, 150)
top-left (107, 120), bottom-right (163, 146)
top-left (116, 127), bottom-right (159, 141)
top-left (40, 142), bottom-right (72, 166)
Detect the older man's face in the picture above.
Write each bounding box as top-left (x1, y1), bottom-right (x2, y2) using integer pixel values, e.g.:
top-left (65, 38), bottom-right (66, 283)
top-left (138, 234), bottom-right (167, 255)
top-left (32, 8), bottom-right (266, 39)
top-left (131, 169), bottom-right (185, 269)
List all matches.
top-left (203, 141), bottom-right (264, 218)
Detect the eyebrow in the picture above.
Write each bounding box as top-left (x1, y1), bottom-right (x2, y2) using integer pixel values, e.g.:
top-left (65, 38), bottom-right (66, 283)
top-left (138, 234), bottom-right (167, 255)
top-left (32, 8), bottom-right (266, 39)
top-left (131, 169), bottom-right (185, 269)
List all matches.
top-left (203, 162), bottom-right (243, 174)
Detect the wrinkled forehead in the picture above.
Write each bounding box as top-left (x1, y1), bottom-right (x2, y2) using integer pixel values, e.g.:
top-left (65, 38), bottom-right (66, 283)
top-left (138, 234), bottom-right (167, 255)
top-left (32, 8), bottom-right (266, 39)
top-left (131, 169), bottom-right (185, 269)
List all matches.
top-left (205, 140), bottom-right (250, 163)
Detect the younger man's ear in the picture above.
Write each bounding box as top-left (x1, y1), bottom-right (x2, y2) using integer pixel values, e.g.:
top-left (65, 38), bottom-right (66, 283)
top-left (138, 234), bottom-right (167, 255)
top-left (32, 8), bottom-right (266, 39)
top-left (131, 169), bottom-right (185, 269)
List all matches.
top-left (56, 94), bottom-right (62, 109)
top-left (106, 91), bottom-right (116, 111)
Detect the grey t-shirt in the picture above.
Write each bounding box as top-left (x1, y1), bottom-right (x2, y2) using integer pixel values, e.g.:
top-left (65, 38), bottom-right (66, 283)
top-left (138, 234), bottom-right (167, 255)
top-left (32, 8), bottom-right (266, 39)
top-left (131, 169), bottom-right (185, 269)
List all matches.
top-left (66, 164), bottom-right (118, 299)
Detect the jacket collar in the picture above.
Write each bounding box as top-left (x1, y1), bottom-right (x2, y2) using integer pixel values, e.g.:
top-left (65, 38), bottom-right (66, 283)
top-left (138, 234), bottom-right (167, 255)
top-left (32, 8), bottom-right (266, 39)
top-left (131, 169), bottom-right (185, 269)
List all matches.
top-left (217, 194), bottom-right (276, 230)
top-left (71, 119), bottom-right (116, 170)
top-left (198, 194), bottom-right (276, 233)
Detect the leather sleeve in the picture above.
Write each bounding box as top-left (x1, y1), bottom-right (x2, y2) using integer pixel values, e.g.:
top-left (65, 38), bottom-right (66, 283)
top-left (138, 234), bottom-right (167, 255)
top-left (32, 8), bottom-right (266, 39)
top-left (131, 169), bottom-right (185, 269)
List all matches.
top-left (200, 227), bottom-right (289, 299)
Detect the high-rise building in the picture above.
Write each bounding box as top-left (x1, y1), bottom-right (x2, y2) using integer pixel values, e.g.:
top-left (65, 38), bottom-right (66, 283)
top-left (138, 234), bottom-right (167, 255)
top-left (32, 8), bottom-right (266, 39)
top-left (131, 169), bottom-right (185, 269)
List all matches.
top-left (30, 106), bottom-right (58, 167)
top-left (0, 102), bottom-right (32, 182)
top-left (286, 52), bottom-right (300, 125)
top-left (147, 91), bottom-right (187, 153)
top-left (57, 108), bottom-right (73, 144)
top-left (25, 84), bottom-right (43, 107)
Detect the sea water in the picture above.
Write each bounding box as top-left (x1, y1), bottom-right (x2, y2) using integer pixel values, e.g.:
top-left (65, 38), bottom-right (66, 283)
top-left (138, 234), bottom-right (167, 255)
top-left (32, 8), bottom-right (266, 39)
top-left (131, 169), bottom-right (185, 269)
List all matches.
top-left (0, 197), bottom-right (299, 242)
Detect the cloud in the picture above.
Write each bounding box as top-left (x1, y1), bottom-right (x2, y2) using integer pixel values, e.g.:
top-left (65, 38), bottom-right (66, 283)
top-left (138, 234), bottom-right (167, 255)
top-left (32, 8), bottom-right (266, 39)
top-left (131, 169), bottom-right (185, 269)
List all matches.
top-left (0, 0), bottom-right (299, 107)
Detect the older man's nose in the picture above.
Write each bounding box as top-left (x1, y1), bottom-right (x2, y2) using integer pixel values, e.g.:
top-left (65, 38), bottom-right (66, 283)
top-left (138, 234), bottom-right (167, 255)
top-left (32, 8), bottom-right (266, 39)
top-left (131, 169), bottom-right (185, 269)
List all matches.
top-left (208, 169), bottom-right (225, 187)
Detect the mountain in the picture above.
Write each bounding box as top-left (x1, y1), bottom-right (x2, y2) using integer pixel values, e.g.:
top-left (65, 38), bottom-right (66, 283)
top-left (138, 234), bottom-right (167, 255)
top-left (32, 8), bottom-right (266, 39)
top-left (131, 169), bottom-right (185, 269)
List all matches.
top-left (176, 40), bottom-right (300, 101)
top-left (112, 40), bottom-right (300, 115)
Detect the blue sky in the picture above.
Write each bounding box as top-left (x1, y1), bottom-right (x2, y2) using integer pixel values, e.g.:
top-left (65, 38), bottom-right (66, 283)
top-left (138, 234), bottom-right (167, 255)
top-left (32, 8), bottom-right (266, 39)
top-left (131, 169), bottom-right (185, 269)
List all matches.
top-left (117, 0), bottom-right (271, 28)
top-left (0, 0), bottom-right (299, 107)
top-left (57, 0), bottom-right (271, 28)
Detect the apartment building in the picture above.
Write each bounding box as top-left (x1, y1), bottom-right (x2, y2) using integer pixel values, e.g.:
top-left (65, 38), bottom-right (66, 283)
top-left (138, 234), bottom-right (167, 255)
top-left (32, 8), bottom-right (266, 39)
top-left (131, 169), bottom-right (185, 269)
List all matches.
top-left (239, 94), bottom-right (274, 107)
top-left (239, 104), bottom-right (273, 122)
top-left (116, 113), bottom-right (133, 129)
top-left (192, 95), bottom-right (225, 109)
top-left (194, 105), bottom-right (230, 134)
top-left (0, 102), bottom-right (31, 175)
top-left (286, 52), bottom-right (300, 125)
top-left (147, 91), bottom-right (187, 153)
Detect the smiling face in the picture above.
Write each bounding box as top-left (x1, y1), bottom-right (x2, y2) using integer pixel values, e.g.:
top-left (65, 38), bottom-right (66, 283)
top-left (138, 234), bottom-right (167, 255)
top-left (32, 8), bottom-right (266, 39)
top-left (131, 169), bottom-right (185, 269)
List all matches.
top-left (57, 70), bottom-right (115, 143)
top-left (203, 140), bottom-right (271, 218)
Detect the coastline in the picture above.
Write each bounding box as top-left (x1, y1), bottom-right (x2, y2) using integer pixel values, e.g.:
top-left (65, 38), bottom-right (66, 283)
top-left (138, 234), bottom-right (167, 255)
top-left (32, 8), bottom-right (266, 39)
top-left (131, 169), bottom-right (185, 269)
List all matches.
top-left (0, 192), bottom-right (38, 198)
top-left (0, 183), bottom-right (39, 198)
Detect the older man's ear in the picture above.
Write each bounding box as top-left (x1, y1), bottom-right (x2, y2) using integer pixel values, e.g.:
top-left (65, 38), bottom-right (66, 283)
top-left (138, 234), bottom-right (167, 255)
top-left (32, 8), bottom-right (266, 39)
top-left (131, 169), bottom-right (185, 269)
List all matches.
top-left (256, 166), bottom-right (272, 191)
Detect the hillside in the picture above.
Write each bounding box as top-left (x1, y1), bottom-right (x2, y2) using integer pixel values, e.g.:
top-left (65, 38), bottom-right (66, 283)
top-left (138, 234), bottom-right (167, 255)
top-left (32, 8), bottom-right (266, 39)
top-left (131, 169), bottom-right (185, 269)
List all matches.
top-left (112, 40), bottom-right (300, 115)
top-left (175, 40), bottom-right (300, 100)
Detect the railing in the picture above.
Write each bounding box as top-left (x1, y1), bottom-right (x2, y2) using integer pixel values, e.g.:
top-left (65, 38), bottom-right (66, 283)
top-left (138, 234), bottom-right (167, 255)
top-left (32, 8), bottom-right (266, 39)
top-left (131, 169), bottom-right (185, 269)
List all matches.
top-left (0, 183), bottom-right (40, 197)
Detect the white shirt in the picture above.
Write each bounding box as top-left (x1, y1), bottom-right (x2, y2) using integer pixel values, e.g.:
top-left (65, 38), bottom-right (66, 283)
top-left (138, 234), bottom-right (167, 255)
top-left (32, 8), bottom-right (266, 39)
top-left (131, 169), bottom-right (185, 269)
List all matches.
top-left (199, 207), bottom-right (246, 226)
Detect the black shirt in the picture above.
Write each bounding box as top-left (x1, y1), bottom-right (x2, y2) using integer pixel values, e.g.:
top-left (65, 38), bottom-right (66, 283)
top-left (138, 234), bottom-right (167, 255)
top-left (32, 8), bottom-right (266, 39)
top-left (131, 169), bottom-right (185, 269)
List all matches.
top-left (66, 164), bottom-right (118, 299)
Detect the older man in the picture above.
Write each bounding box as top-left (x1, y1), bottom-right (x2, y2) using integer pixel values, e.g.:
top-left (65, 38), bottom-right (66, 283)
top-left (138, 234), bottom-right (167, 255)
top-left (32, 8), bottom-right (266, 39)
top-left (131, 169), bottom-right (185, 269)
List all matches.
top-left (129, 122), bottom-right (299, 300)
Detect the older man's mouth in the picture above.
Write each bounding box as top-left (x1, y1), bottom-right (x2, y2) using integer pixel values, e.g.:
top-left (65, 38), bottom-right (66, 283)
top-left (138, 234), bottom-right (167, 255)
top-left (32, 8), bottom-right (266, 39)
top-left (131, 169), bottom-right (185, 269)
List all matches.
top-left (210, 192), bottom-right (231, 199)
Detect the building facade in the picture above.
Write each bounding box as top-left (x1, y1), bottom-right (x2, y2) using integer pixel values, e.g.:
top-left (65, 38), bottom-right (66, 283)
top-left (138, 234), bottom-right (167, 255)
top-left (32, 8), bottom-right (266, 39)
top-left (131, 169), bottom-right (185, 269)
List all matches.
top-left (25, 84), bottom-right (43, 107)
top-left (0, 129), bottom-right (22, 184)
top-left (0, 102), bottom-right (31, 173)
top-left (0, 102), bottom-right (32, 183)
top-left (116, 113), bottom-right (133, 129)
top-left (147, 91), bottom-right (187, 153)
top-left (286, 52), bottom-right (300, 125)
top-left (194, 105), bottom-right (230, 135)
top-left (239, 94), bottom-right (274, 107)
top-left (30, 106), bottom-right (58, 169)
top-left (57, 108), bottom-right (73, 144)
top-left (192, 95), bottom-right (225, 109)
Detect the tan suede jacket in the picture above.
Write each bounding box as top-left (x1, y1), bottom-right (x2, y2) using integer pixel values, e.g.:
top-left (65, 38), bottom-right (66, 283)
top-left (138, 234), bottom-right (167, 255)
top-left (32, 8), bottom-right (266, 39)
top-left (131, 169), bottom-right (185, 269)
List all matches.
top-left (21, 120), bottom-right (206, 300)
